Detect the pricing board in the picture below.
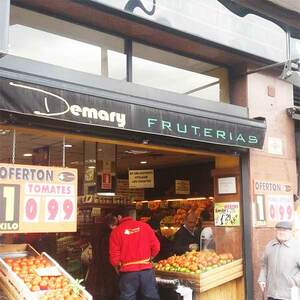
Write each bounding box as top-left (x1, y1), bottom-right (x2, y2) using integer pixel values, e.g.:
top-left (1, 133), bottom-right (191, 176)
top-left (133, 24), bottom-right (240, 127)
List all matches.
top-left (0, 164), bottom-right (77, 233)
top-left (254, 180), bottom-right (294, 227)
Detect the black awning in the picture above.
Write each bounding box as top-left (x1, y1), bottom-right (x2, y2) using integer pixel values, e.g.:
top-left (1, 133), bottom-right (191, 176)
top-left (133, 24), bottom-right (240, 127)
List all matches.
top-left (0, 77), bottom-right (266, 150)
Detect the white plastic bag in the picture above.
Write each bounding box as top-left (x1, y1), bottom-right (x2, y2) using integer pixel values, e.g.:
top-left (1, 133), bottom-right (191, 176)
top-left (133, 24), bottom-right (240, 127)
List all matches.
top-left (291, 286), bottom-right (299, 300)
top-left (81, 243), bottom-right (93, 266)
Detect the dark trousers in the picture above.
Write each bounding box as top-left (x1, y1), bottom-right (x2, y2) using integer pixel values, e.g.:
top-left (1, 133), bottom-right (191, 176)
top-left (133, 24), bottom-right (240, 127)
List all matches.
top-left (119, 269), bottom-right (160, 300)
top-left (268, 298), bottom-right (284, 300)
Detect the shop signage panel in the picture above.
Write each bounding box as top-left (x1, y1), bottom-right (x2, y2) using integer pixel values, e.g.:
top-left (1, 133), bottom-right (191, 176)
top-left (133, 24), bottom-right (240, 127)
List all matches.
top-left (253, 180), bottom-right (294, 227)
top-left (0, 78), bottom-right (266, 149)
top-left (214, 202), bottom-right (240, 226)
top-left (129, 169), bottom-right (154, 189)
top-left (175, 180), bottom-right (190, 195)
top-left (0, 163), bottom-right (77, 233)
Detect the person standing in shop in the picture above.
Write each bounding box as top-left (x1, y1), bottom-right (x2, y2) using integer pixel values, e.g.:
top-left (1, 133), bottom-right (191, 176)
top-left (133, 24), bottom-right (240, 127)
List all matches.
top-left (86, 214), bottom-right (119, 300)
top-left (110, 207), bottom-right (160, 300)
top-left (173, 211), bottom-right (201, 255)
top-left (258, 221), bottom-right (300, 300)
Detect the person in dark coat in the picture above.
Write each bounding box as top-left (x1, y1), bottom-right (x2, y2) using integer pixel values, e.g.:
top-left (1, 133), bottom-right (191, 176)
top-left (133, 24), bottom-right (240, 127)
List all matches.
top-left (148, 216), bottom-right (173, 262)
top-left (85, 214), bottom-right (118, 300)
top-left (173, 211), bottom-right (201, 255)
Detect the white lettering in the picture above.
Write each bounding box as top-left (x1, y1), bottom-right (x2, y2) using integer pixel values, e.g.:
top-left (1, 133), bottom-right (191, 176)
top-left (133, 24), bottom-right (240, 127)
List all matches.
top-left (70, 105), bottom-right (82, 116)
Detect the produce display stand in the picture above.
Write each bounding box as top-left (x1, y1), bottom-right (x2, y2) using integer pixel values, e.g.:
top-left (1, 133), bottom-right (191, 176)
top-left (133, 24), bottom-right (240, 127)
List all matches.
top-left (0, 244), bottom-right (92, 300)
top-left (155, 259), bottom-right (244, 300)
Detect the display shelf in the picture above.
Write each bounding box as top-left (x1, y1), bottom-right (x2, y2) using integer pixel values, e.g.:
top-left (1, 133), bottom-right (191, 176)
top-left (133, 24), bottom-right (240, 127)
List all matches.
top-left (78, 203), bottom-right (135, 209)
top-left (155, 259), bottom-right (243, 292)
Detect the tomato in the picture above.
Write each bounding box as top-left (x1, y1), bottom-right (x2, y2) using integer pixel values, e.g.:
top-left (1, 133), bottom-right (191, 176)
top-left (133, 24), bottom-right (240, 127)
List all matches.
top-left (12, 266), bottom-right (21, 272)
top-left (31, 285), bottom-right (40, 292)
top-left (55, 282), bottom-right (62, 289)
top-left (39, 280), bottom-right (48, 290)
top-left (48, 282), bottom-right (56, 290)
top-left (27, 260), bottom-right (34, 266)
top-left (4, 258), bottom-right (13, 264)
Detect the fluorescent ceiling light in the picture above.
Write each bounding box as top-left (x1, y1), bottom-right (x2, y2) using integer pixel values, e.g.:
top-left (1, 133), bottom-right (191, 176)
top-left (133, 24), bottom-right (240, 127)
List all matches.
top-left (125, 150), bottom-right (150, 155)
top-left (88, 166), bottom-right (96, 169)
top-left (0, 129), bottom-right (10, 136)
top-left (140, 161), bottom-right (147, 164)
top-left (23, 153), bottom-right (32, 157)
top-left (97, 192), bottom-right (116, 196)
top-left (64, 144), bottom-right (72, 148)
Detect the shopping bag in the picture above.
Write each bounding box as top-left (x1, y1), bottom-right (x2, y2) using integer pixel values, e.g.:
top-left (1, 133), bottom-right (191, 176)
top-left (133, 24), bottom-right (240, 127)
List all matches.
top-left (291, 286), bottom-right (299, 300)
top-left (81, 243), bottom-right (93, 266)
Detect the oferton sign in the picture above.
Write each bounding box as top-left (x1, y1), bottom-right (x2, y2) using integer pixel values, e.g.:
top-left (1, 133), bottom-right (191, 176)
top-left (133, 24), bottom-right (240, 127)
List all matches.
top-left (0, 79), bottom-right (266, 149)
top-left (0, 164), bottom-right (77, 233)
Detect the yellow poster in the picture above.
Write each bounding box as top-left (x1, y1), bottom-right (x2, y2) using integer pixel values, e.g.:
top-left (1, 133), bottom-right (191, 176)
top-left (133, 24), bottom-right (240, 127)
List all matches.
top-left (214, 202), bottom-right (240, 226)
top-left (0, 163), bottom-right (77, 233)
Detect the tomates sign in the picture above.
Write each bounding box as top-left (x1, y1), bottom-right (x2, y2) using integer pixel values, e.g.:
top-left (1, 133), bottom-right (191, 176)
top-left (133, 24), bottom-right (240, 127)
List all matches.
top-left (0, 164), bottom-right (77, 233)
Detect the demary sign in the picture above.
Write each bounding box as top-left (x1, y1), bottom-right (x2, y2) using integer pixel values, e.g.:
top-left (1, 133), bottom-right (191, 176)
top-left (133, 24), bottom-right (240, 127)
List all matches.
top-left (0, 78), bottom-right (266, 149)
top-left (0, 164), bottom-right (77, 233)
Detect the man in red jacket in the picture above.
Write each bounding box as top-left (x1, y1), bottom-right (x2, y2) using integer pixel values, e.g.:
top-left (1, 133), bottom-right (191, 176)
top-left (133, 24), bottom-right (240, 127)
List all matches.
top-left (110, 207), bottom-right (160, 300)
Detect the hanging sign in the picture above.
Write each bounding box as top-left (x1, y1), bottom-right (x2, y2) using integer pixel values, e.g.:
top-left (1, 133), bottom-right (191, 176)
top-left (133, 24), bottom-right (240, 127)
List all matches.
top-left (129, 170), bottom-right (154, 189)
top-left (0, 163), bottom-right (77, 233)
top-left (214, 202), bottom-right (240, 226)
top-left (254, 180), bottom-right (294, 227)
top-left (175, 180), bottom-right (190, 195)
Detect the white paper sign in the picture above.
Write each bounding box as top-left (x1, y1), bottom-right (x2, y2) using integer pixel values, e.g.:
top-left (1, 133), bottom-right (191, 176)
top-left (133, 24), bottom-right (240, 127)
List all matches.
top-left (268, 137), bottom-right (283, 155)
top-left (129, 170), bottom-right (154, 189)
top-left (175, 180), bottom-right (190, 195)
top-left (217, 177), bottom-right (237, 194)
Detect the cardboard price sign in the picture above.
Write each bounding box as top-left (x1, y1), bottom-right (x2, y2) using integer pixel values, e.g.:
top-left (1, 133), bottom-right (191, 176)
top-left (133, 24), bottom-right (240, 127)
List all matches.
top-left (253, 180), bottom-right (294, 227)
top-left (214, 202), bottom-right (240, 227)
top-left (267, 195), bottom-right (294, 225)
top-left (0, 164), bottom-right (77, 233)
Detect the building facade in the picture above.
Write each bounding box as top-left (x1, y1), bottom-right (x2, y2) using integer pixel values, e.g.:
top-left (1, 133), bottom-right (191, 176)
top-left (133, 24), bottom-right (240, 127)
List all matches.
top-left (0, 1), bottom-right (298, 300)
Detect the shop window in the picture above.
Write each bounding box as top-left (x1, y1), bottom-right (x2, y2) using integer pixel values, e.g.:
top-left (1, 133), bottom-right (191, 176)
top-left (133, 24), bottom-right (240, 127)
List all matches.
top-left (0, 128), bottom-right (13, 163)
top-left (9, 6), bottom-right (126, 80)
top-left (132, 43), bottom-right (230, 102)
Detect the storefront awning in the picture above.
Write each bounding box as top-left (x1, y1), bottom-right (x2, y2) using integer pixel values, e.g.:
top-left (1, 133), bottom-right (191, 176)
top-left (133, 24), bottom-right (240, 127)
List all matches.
top-left (0, 77), bottom-right (266, 150)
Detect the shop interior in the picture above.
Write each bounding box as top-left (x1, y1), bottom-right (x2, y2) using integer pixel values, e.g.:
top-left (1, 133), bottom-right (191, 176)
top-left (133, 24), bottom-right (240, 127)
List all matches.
top-left (0, 126), bottom-right (243, 294)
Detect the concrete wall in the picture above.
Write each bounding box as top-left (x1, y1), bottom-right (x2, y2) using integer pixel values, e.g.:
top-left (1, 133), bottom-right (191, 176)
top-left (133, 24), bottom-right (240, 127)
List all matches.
top-left (247, 72), bottom-right (296, 300)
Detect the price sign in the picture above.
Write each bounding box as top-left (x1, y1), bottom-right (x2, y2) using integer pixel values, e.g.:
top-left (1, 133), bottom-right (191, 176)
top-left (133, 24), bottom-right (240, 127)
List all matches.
top-left (0, 164), bottom-right (77, 233)
top-left (267, 195), bottom-right (294, 225)
top-left (0, 184), bottom-right (20, 231)
top-left (24, 196), bottom-right (40, 223)
top-left (214, 202), bottom-right (240, 226)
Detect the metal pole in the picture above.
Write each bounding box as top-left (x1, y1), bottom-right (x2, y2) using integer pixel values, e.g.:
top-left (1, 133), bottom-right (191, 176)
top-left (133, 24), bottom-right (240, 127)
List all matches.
top-left (62, 136), bottom-right (66, 167)
top-left (286, 30), bottom-right (291, 61)
top-left (12, 129), bottom-right (16, 164)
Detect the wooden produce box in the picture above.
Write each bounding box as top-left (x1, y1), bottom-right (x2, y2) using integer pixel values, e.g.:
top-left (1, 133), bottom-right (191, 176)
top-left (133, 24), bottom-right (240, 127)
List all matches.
top-left (0, 273), bottom-right (24, 300)
top-left (0, 244), bottom-right (39, 300)
top-left (0, 244), bottom-right (92, 300)
top-left (155, 259), bottom-right (243, 292)
top-left (42, 252), bottom-right (92, 300)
